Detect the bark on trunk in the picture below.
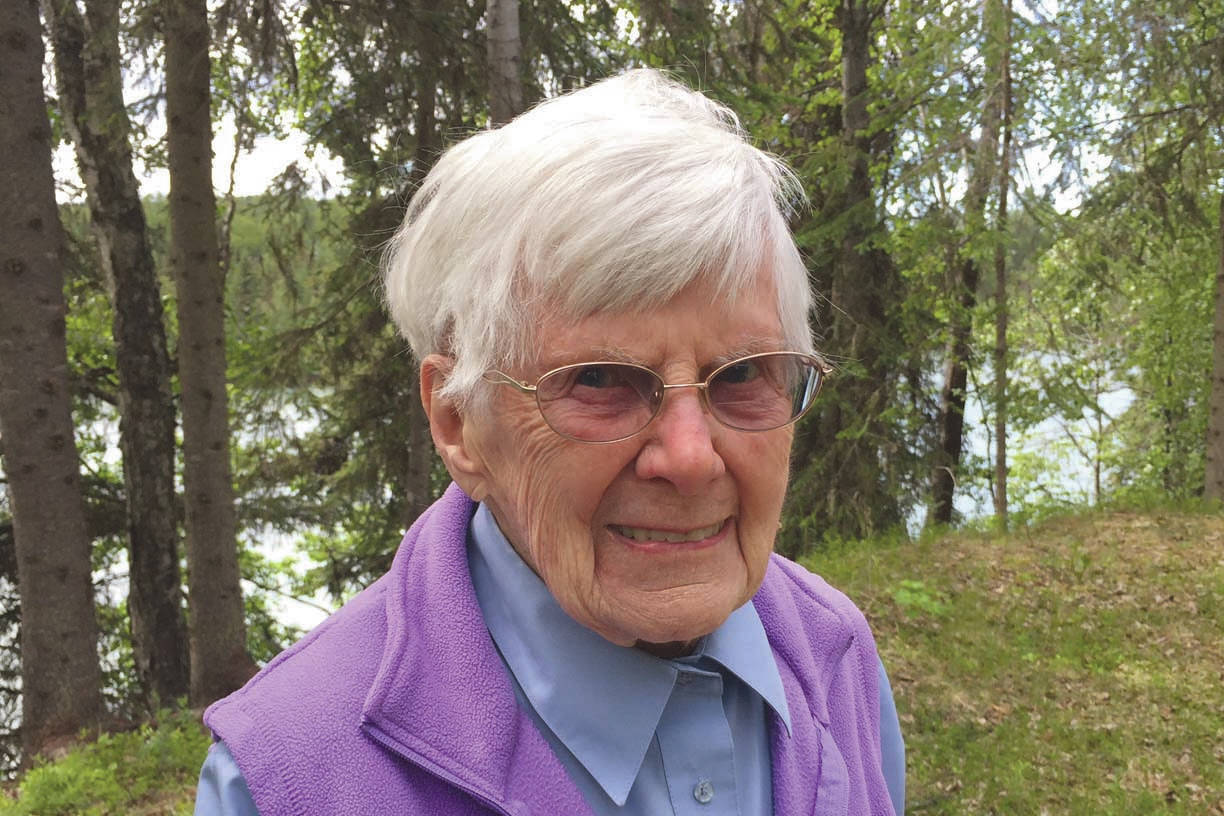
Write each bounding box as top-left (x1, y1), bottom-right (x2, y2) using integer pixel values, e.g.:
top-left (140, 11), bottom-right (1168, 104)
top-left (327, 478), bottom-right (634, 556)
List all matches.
top-left (486, 0), bottom-right (523, 125)
top-left (44, 0), bottom-right (189, 705)
top-left (930, 261), bottom-right (977, 526)
top-left (784, 0), bottom-right (903, 548)
top-left (992, 0), bottom-right (1012, 530)
top-left (1206, 188), bottom-right (1224, 500)
top-left (831, 0), bottom-right (899, 525)
top-left (0, 0), bottom-right (101, 759)
top-left (930, 0), bottom-right (1007, 526)
top-left (164, 0), bottom-right (255, 705)
top-left (403, 0), bottom-right (445, 528)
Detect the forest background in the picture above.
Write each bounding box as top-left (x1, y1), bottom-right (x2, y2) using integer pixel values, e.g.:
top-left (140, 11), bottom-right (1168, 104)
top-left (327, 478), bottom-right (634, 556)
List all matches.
top-left (1, 0), bottom-right (1223, 804)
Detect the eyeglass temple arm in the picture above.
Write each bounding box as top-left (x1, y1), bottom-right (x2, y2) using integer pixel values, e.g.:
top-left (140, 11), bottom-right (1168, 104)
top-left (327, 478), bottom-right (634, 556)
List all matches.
top-left (482, 370), bottom-right (537, 393)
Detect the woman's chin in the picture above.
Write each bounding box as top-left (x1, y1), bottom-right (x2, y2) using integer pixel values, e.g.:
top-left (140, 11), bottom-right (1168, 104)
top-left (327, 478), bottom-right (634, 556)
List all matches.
top-left (609, 602), bottom-right (734, 655)
top-left (634, 637), bottom-right (703, 659)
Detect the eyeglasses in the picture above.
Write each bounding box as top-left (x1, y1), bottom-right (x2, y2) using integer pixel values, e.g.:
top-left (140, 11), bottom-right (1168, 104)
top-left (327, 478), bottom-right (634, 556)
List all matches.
top-left (482, 351), bottom-right (829, 443)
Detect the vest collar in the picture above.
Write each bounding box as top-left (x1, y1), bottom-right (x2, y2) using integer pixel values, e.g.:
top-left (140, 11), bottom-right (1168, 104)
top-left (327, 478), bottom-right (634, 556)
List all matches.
top-left (359, 484), bottom-right (594, 816)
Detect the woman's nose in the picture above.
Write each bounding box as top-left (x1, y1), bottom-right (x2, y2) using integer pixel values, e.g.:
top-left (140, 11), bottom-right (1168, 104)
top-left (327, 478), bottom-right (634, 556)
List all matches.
top-left (633, 387), bottom-right (726, 493)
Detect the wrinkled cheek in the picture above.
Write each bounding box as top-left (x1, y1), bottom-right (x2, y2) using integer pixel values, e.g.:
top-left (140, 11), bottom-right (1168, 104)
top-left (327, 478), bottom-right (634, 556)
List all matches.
top-left (517, 477), bottom-right (596, 600)
top-left (765, 437), bottom-right (793, 514)
top-left (746, 448), bottom-right (791, 582)
top-left (758, 472), bottom-right (789, 547)
top-left (493, 428), bottom-right (571, 556)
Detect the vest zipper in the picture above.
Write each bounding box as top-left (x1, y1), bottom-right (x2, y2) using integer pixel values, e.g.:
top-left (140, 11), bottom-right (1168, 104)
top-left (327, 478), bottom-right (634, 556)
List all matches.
top-left (362, 722), bottom-right (517, 816)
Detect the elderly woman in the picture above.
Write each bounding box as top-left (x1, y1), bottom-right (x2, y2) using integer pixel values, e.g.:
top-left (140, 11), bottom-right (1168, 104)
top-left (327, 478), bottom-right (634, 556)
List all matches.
top-left (195, 69), bottom-right (904, 816)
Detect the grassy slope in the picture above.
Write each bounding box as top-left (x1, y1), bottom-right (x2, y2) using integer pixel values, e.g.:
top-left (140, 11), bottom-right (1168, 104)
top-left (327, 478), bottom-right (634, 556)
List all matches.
top-left (4, 509), bottom-right (1222, 815)
top-left (803, 509), bottom-right (1224, 815)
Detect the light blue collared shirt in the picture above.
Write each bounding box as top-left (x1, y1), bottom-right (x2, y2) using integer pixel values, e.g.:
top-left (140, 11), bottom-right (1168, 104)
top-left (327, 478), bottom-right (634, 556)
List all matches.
top-left (194, 504), bottom-right (905, 814)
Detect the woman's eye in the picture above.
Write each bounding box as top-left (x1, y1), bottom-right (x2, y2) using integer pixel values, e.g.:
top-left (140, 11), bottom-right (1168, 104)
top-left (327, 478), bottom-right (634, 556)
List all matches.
top-left (717, 361), bottom-right (761, 384)
top-left (574, 365), bottom-right (619, 388)
top-left (574, 366), bottom-right (606, 388)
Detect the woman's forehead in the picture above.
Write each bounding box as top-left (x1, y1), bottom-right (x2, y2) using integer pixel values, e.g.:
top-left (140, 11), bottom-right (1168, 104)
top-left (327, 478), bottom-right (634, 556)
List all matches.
top-left (525, 280), bottom-right (786, 371)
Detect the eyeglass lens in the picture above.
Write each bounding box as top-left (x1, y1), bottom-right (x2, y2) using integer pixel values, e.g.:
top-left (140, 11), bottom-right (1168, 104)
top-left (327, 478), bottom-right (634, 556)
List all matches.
top-left (535, 353), bottom-right (819, 442)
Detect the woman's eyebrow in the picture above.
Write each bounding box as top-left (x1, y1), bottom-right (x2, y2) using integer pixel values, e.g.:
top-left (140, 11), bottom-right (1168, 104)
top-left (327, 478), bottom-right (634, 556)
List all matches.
top-left (539, 346), bottom-right (643, 368)
top-left (708, 337), bottom-right (787, 366)
top-left (587, 346), bottom-right (642, 363)
top-left (542, 337), bottom-right (786, 370)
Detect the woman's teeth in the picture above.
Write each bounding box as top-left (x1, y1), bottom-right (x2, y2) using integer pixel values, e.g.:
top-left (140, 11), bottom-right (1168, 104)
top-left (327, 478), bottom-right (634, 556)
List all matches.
top-left (612, 521), bottom-right (723, 543)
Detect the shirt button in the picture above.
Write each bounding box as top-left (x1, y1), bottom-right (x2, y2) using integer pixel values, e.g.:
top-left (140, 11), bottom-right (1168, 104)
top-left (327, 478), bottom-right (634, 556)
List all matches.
top-left (693, 779), bottom-right (715, 804)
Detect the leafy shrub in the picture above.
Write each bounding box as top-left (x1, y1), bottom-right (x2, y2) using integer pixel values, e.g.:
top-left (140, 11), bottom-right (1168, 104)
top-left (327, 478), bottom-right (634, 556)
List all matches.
top-left (0, 708), bottom-right (207, 815)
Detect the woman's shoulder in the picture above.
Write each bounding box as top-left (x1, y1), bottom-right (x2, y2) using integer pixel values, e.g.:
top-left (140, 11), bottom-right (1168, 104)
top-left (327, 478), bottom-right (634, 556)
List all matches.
top-left (204, 576), bottom-right (393, 737)
top-left (758, 552), bottom-right (874, 637)
top-left (753, 553), bottom-right (883, 716)
top-left (200, 577), bottom-right (398, 813)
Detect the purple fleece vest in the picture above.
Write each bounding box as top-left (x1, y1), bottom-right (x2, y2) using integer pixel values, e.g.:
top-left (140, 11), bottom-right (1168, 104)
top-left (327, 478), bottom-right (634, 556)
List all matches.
top-left (205, 484), bottom-right (895, 816)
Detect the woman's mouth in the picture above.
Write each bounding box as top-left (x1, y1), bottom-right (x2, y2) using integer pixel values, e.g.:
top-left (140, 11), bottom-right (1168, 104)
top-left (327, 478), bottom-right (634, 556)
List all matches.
top-left (609, 519), bottom-right (727, 544)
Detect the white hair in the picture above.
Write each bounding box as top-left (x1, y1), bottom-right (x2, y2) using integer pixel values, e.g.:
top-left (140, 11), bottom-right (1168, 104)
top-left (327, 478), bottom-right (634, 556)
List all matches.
top-left (382, 68), bottom-right (814, 406)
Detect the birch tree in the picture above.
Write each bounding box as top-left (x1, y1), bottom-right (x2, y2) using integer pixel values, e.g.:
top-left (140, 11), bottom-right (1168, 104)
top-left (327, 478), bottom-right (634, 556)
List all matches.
top-left (929, 0), bottom-right (1009, 525)
top-left (487, 0), bottom-right (524, 125)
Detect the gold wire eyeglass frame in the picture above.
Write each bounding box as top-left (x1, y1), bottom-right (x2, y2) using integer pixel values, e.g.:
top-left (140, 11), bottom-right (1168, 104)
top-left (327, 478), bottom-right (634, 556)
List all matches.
top-left (482, 351), bottom-right (831, 444)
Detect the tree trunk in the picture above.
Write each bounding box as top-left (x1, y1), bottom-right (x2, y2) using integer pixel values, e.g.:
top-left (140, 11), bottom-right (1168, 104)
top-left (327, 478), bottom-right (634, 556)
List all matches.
top-left (402, 0), bottom-right (445, 528)
top-left (992, 0), bottom-right (1012, 530)
top-left (44, 0), bottom-right (189, 706)
top-left (0, 0), bottom-right (101, 759)
top-left (1205, 188), bottom-right (1224, 500)
top-left (486, 0), bottom-right (523, 125)
top-left (1162, 331), bottom-right (1175, 492)
top-left (164, 0), bottom-right (255, 705)
top-left (830, 0), bottom-right (900, 527)
top-left (930, 0), bottom-right (1007, 526)
top-left (782, 0), bottom-right (904, 551)
top-left (930, 288), bottom-right (975, 526)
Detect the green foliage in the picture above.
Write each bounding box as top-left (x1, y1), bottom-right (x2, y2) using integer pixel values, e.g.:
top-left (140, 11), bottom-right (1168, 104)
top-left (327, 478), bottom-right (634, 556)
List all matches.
top-left (992, 168), bottom-right (1219, 516)
top-left (217, 193), bottom-right (413, 600)
top-left (237, 543), bottom-right (308, 665)
top-left (0, 709), bottom-right (208, 815)
top-left (890, 578), bottom-right (949, 617)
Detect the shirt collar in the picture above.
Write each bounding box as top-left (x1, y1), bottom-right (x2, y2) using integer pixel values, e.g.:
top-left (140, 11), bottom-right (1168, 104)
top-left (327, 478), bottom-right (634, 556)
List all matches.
top-left (467, 503), bottom-right (790, 806)
top-left (703, 596), bottom-right (792, 735)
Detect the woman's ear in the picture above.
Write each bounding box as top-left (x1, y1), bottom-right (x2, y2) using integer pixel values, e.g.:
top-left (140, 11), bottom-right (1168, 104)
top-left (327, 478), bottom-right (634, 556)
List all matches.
top-left (419, 354), bottom-right (489, 500)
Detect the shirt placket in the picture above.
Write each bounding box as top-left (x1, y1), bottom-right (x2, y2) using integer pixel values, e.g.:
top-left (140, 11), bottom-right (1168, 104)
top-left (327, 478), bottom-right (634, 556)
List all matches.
top-left (656, 666), bottom-right (741, 816)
